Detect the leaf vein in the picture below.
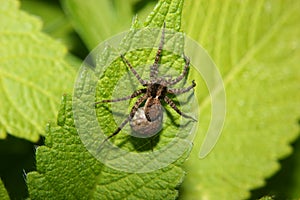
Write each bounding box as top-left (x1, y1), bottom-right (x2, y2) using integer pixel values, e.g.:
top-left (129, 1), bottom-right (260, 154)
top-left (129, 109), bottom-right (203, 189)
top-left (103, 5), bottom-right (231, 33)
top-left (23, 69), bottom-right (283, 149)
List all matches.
top-left (201, 3), bottom-right (295, 109)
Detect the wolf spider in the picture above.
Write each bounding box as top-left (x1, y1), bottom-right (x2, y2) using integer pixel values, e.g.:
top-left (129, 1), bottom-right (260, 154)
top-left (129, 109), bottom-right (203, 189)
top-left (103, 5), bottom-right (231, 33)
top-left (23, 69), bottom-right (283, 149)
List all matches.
top-left (96, 23), bottom-right (196, 142)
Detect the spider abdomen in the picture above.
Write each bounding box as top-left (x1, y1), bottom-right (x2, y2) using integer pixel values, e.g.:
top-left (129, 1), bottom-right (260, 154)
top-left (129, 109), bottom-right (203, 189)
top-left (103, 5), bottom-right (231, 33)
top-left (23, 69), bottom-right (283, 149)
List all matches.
top-left (130, 106), bottom-right (163, 138)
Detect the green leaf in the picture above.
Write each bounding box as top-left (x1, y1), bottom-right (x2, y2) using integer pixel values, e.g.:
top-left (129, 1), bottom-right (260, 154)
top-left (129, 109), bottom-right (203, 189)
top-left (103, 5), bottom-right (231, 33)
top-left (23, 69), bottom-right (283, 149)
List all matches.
top-left (27, 95), bottom-right (186, 199)
top-left (0, 123), bottom-right (6, 139)
top-left (0, 180), bottom-right (9, 200)
top-left (0, 0), bottom-right (77, 141)
top-left (27, 0), bottom-right (190, 199)
top-left (251, 137), bottom-right (300, 199)
top-left (20, 0), bottom-right (69, 34)
top-left (259, 197), bottom-right (274, 200)
top-left (180, 0), bottom-right (300, 199)
top-left (21, 0), bottom-right (88, 58)
top-left (61, 0), bottom-right (161, 50)
top-left (61, 0), bottom-right (134, 50)
top-left (289, 139), bottom-right (300, 197)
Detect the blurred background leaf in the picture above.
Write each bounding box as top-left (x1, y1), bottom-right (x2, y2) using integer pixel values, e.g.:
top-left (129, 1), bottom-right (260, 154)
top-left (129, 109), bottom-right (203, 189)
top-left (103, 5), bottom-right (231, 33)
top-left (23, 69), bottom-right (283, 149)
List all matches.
top-left (0, 0), bottom-right (77, 141)
top-left (61, 0), bottom-right (157, 50)
top-left (180, 0), bottom-right (300, 199)
top-left (21, 0), bottom-right (89, 58)
top-left (0, 179), bottom-right (9, 200)
top-left (0, 0), bottom-right (78, 199)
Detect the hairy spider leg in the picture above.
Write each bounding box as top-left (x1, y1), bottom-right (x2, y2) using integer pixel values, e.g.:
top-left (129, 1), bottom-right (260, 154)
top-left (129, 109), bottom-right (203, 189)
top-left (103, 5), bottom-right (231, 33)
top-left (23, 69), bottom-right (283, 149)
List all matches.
top-left (167, 55), bottom-right (190, 86)
top-left (167, 80), bottom-right (196, 95)
top-left (101, 94), bottom-right (148, 143)
top-left (95, 88), bottom-right (146, 104)
top-left (163, 96), bottom-right (197, 121)
top-left (121, 54), bottom-right (147, 85)
top-left (150, 22), bottom-right (166, 80)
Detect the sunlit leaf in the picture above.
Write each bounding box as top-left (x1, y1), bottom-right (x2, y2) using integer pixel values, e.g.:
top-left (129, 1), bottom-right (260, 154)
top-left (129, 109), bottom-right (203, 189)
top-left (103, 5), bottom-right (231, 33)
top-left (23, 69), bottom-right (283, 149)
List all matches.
top-left (0, 0), bottom-right (77, 141)
top-left (180, 0), bottom-right (300, 199)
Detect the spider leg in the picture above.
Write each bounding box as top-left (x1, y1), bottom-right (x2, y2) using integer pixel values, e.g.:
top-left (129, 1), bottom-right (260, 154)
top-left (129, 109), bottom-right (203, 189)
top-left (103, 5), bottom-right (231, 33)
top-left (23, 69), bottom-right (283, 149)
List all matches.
top-left (167, 80), bottom-right (196, 95)
top-left (164, 96), bottom-right (197, 121)
top-left (95, 88), bottom-right (146, 104)
top-left (121, 54), bottom-right (148, 85)
top-left (101, 94), bottom-right (148, 142)
top-left (167, 55), bottom-right (190, 86)
top-left (150, 22), bottom-right (166, 80)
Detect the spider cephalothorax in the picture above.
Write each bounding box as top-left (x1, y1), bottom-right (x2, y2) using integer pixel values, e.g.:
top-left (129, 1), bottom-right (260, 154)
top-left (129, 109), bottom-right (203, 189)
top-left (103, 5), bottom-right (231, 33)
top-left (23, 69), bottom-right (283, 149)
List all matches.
top-left (96, 23), bottom-right (196, 141)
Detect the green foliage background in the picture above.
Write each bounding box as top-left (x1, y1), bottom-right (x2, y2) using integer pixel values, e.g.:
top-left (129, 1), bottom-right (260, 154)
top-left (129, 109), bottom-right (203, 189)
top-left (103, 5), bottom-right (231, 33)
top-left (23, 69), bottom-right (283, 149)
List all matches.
top-left (0, 0), bottom-right (299, 199)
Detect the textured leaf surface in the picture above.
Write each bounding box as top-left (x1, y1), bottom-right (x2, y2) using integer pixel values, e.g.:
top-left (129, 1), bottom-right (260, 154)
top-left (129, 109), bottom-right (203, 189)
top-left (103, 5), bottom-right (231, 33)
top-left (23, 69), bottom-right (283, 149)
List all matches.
top-left (180, 0), bottom-right (300, 199)
top-left (0, 0), bottom-right (76, 141)
top-left (27, 0), bottom-right (191, 199)
top-left (27, 95), bottom-right (185, 199)
top-left (0, 180), bottom-right (9, 200)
